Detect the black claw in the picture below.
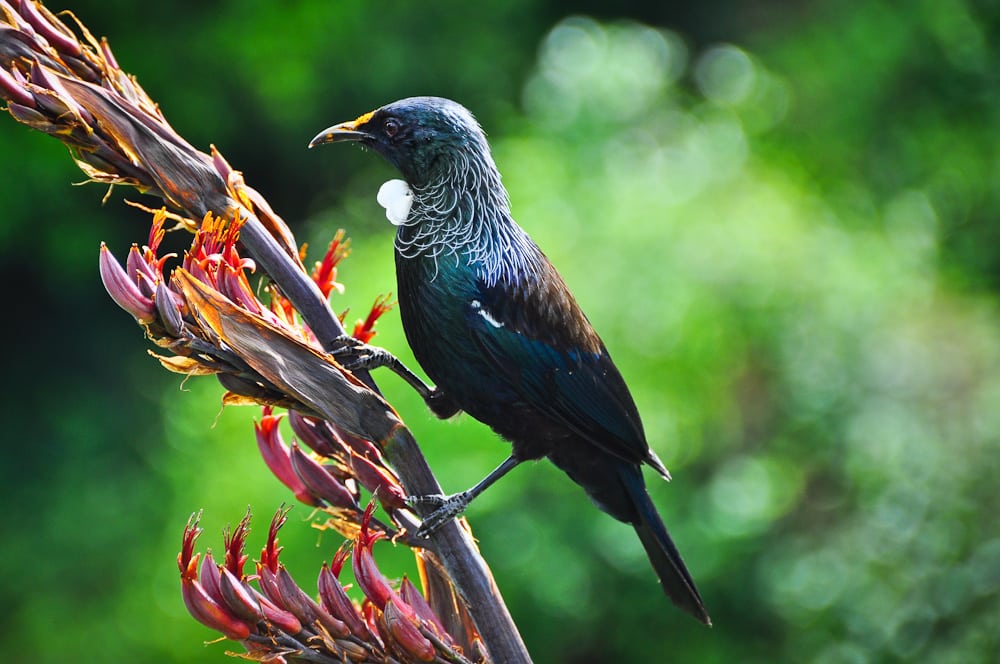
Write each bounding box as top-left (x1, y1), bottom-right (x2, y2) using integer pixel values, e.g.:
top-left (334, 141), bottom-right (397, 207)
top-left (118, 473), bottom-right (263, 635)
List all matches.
top-left (329, 334), bottom-right (361, 352)
top-left (416, 511), bottom-right (455, 538)
top-left (415, 522), bottom-right (443, 539)
top-left (328, 335), bottom-right (388, 372)
top-left (411, 492), bottom-right (472, 537)
top-left (330, 338), bottom-right (396, 373)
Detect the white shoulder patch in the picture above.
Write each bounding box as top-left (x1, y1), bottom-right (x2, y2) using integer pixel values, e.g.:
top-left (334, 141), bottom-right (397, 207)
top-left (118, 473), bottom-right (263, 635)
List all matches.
top-left (470, 299), bottom-right (504, 328)
top-left (377, 179), bottom-right (413, 226)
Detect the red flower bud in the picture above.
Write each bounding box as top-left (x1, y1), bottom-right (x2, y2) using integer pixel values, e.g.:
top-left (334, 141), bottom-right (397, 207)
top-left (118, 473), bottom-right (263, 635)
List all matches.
top-left (217, 264), bottom-right (262, 314)
top-left (275, 566), bottom-right (349, 638)
top-left (399, 577), bottom-right (448, 638)
top-left (287, 411), bottom-right (339, 457)
top-left (362, 600), bottom-right (381, 643)
top-left (217, 566), bottom-right (265, 623)
top-left (332, 423), bottom-right (384, 463)
top-left (329, 542), bottom-right (350, 578)
top-left (311, 230), bottom-right (349, 299)
top-left (198, 550), bottom-right (224, 602)
top-left (352, 293), bottom-right (395, 344)
top-left (318, 562), bottom-right (373, 641)
top-left (181, 257), bottom-right (213, 289)
top-left (256, 564), bottom-right (284, 607)
top-left (254, 413), bottom-right (319, 507)
top-left (349, 452), bottom-right (407, 510)
top-left (289, 443), bottom-right (360, 510)
top-left (383, 598), bottom-right (435, 662)
top-left (250, 563), bottom-right (329, 635)
top-left (178, 513), bottom-right (202, 579)
top-left (250, 585), bottom-right (303, 636)
top-left (273, 566), bottom-right (320, 625)
top-left (260, 505), bottom-right (288, 574)
top-left (222, 510), bottom-right (252, 577)
top-left (178, 519), bottom-right (252, 641)
top-left (145, 212), bottom-right (166, 257)
top-left (351, 506), bottom-right (393, 611)
top-left (180, 575), bottom-right (252, 641)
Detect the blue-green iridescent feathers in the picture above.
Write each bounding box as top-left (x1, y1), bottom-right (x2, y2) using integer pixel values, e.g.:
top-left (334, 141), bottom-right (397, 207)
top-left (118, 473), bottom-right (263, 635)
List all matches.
top-left (321, 97), bottom-right (710, 625)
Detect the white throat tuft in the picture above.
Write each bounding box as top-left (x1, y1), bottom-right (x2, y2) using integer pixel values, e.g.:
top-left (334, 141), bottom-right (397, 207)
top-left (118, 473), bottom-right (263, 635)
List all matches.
top-left (377, 179), bottom-right (413, 226)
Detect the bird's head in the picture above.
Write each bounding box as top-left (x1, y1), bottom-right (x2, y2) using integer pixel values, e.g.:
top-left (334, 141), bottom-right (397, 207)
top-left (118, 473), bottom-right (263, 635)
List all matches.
top-left (309, 96), bottom-right (491, 187)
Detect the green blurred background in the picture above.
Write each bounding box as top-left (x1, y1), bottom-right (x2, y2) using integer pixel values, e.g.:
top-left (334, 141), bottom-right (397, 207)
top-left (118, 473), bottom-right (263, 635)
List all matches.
top-left (2, 0), bottom-right (999, 661)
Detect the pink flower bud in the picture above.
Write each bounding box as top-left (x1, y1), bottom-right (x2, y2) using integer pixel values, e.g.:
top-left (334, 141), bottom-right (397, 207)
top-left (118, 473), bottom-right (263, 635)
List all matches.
top-left (126, 245), bottom-right (158, 297)
top-left (99, 243), bottom-right (155, 323)
top-left (155, 279), bottom-right (184, 337)
top-left (0, 67), bottom-right (34, 107)
top-left (217, 264), bottom-right (262, 314)
top-left (18, 0), bottom-right (81, 57)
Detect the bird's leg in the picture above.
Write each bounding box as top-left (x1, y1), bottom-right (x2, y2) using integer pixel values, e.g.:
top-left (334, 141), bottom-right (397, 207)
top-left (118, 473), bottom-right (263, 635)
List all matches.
top-left (330, 335), bottom-right (461, 418)
top-left (411, 455), bottom-right (522, 537)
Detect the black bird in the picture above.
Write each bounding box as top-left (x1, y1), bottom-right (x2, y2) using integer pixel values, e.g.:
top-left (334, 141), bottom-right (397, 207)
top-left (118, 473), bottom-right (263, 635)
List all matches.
top-left (310, 97), bottom-right (710, 625)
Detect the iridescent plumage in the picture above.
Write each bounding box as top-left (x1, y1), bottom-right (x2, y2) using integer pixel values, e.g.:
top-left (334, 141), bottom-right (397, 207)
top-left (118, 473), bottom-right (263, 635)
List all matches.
top-left (311, 97), bottom-right (710, 624)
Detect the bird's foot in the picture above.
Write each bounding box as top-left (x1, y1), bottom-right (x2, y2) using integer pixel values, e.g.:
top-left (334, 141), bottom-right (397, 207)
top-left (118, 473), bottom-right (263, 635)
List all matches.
top-left (329, 336), bottom-right (442, 402)
top-left (330, 335), bottom-right (395, 372)
top-left (408, 492), bottom-right (472, 537)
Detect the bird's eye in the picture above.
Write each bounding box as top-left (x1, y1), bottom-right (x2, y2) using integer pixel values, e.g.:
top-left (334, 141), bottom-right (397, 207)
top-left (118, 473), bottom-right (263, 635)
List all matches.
top-left (383, 118), bottom-right (401, 138)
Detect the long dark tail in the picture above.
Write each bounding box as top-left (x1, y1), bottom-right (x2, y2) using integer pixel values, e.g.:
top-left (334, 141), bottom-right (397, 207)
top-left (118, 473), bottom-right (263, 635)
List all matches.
top-left (621, 463), bottom-right (712, 625)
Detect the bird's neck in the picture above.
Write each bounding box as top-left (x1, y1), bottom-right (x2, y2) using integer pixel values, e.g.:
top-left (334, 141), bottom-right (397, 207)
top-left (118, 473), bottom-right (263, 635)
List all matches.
top-left (396, 149), bottom-right (537, 286)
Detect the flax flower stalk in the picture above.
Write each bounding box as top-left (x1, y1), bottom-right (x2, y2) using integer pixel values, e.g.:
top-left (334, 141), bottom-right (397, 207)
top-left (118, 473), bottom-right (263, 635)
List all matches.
top-left (0, 2), bottom-right (529, 662)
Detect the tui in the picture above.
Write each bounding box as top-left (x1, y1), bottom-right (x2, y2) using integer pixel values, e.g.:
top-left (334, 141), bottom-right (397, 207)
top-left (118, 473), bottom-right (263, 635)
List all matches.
top-left (310, 97), bottom-right (710, 625)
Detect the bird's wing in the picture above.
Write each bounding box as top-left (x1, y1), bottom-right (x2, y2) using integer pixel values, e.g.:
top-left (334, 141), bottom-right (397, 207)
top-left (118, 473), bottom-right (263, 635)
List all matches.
top-left (470, 268), bottom-right (650, 465)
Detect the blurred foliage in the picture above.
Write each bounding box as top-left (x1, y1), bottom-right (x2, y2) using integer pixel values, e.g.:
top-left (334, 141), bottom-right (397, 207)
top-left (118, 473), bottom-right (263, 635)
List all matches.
top-left (2, 0), bottom-right (999, 662)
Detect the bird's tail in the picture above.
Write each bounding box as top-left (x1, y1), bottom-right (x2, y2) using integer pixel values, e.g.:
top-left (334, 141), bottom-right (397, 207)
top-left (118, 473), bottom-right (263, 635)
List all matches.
top-left (620, 463), bottom-right (712, 626)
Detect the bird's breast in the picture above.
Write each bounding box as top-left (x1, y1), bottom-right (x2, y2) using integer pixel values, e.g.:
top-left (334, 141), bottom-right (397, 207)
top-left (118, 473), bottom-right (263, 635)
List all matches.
top-left (395, 250), bottom-right (526, 413)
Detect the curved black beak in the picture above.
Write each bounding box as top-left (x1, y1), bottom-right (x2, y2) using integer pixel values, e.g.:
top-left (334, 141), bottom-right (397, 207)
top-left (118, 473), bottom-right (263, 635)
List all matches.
top-left (308, 111), bottom-right (375, 148)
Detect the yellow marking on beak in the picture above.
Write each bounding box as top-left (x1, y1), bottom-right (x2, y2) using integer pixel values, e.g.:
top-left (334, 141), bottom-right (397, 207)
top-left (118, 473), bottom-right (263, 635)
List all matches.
top-left (347, 110), bottom-right (376, 129)
top-left (307, 108), bottom-right (379, 148)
